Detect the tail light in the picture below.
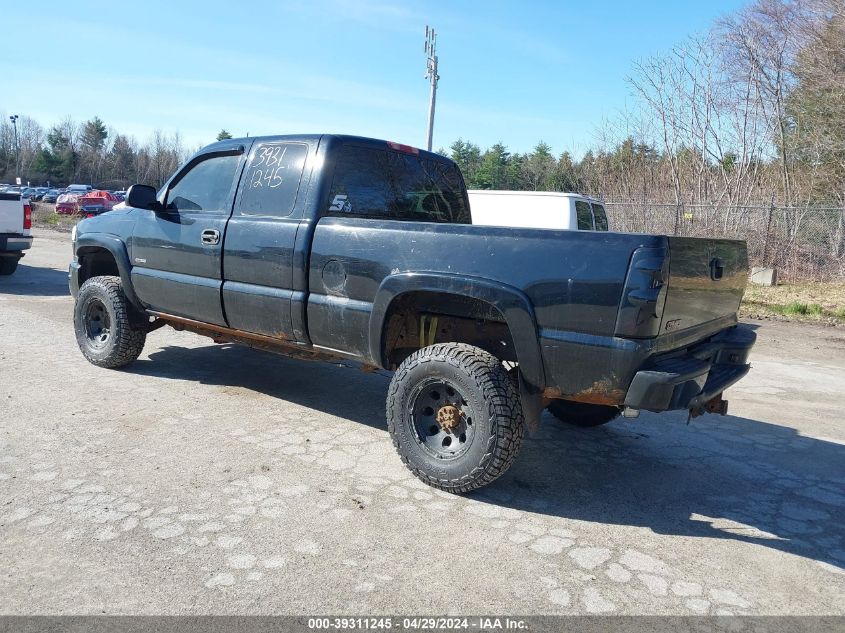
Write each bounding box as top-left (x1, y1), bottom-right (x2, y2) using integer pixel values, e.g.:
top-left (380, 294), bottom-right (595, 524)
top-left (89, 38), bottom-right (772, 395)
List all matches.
top-left (387, 141), bottom-right (420, 155)
top-left (615, 246), bottom-right (669, 338)
top-left (23, 203), bottom-right (32, 230)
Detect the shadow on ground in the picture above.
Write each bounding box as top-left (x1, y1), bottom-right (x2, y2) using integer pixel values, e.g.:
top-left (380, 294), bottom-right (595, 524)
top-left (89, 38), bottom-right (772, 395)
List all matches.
top-left (133, 343), bottom-right (391, 430)
top-left (130, 341), bottom-right (845, 571)
top-left (0, 263), bottom-right (69, 297)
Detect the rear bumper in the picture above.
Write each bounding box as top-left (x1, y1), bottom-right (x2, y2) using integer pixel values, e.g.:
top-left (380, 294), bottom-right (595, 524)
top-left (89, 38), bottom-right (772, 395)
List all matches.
top-left (623, 324), bottom-right (756, 411)
top-left (0, 234), bottom-right (33, 254)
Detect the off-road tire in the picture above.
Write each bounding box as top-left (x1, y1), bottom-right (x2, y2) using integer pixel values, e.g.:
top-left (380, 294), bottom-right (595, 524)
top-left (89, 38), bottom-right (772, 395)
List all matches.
top-left (74, 275), bottom-right (146, 368)
top-left (0, 257), bottom-right (19, 275)
top-left (386, 343), bottom-right (524, 493)
top-left (547, 400), bottom-right (620, 427)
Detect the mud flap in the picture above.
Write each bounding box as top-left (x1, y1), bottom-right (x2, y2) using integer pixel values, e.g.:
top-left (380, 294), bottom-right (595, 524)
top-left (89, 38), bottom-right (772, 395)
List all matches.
top-left (518, 372), bottom-right (544, 434)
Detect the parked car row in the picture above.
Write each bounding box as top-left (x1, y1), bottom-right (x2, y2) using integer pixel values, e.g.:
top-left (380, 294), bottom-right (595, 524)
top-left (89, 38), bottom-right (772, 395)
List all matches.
top-left (1, 184), bottom-right (87, 200)
top-left (0, 185), bottom-right (66, 201)
top-left (0, 184), bottom-right (126, 216)
top-left (56, 190), bottom-right (123, 216)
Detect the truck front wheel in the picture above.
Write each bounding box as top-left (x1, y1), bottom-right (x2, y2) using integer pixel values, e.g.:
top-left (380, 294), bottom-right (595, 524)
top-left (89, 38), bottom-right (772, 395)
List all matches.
top-left (547, 400), bottom-right (620, 427)
top-left (74, 276), bottom-right (147, 368)
top-left (386, 343), bottom-right (524, 493)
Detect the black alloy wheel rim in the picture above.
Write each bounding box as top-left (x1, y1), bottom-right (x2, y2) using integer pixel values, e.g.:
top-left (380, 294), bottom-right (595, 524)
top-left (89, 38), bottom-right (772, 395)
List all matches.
top-left (408, 379), bottom-right (476, 460)
top-left (84, 299), bottom-right (111, 349)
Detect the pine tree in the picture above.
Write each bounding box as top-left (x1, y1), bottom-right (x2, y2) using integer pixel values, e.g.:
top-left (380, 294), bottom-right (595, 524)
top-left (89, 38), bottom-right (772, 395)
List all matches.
top-left (80, 117), bottom-right (108, 152)
top-left (475, 143), bottom-right (510, 189)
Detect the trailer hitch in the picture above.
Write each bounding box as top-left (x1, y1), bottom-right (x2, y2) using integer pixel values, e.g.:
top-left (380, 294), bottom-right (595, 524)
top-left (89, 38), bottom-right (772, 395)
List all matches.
top-left (688, 393), bottom-right (729, 421)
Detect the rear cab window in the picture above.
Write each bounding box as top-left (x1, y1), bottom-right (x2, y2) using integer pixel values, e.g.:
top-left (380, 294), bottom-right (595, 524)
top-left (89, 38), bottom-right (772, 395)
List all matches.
top-left (575, 200), bottom-right (594, 230)
top-left (327, 144), bottom-right (470, 223)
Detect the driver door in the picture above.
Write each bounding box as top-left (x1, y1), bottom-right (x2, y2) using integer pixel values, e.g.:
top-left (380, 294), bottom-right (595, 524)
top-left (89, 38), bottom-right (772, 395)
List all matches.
top-left (129, 144), bottom-right (248, 325)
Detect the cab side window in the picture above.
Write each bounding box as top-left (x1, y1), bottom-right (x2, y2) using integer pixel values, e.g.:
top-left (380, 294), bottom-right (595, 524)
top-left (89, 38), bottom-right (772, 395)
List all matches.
top-left (575, 200), bottom-right (594, 230)
top-left (166, 154), bottom-right (241, 213)
top-left (327, 146), bottom-right (393, 218)
top-left (327, 145), bottom-right (470, 223)
top-left (237, 142), bottom-right (308, 217)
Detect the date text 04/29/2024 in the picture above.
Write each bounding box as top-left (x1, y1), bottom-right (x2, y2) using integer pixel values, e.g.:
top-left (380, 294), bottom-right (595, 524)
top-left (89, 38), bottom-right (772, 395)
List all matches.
top-left (306, 617), bottom-right (528, 630)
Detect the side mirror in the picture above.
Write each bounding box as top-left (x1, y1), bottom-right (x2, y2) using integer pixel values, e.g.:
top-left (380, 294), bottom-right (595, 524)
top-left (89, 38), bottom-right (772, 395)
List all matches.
top-left (126, 184), bottom-right (162, 211)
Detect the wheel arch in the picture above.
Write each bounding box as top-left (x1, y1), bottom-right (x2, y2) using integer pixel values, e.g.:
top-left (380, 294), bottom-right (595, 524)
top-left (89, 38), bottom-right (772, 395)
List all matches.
top-left (75, 234), bottom-right (142, 310)
top-left (369, 272), bottom-right (546, 392)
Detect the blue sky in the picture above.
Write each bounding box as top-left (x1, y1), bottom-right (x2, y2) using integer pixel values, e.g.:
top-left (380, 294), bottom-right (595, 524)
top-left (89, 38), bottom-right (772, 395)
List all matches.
top-left (3, 0), bottom-right (746, 156)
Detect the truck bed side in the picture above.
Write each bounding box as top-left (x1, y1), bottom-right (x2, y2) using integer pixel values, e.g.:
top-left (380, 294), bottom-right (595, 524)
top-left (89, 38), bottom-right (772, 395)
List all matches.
top-left (307, 218), bottom-right (664, 390)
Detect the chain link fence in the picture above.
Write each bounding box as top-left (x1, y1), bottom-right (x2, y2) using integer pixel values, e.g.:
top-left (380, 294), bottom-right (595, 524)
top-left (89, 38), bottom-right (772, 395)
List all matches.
top-left (603, 202), bottom-right (845, 282)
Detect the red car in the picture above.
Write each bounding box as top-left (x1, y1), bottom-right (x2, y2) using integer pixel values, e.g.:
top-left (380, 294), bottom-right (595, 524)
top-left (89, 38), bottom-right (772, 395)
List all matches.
top-left (77, 190), bottom-right (119, 216)
top-left (55, 193), bottom-right (81, 215)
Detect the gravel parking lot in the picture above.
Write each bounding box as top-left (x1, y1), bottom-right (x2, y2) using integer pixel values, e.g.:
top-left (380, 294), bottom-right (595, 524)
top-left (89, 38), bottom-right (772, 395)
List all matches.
top-left (1, 229), bottom-right (844, 615)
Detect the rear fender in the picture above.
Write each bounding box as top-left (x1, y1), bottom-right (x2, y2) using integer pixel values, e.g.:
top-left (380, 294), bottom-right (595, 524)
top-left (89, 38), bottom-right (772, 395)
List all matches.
top-left (370, 272), bottom-right (547, 429)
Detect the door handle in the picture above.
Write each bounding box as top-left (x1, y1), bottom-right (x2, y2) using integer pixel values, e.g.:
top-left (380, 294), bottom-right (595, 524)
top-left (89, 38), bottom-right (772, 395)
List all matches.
top-left (710, 257), bottom-right (724, 281)
top-left (201, 229), bottom-right (220, 245)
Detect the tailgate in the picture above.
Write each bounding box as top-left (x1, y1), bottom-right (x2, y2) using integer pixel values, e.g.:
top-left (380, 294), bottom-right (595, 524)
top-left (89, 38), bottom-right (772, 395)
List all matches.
top-left (0, 193), bottom-right (23, 234)
top-left (661, 237), bottom-right (747, 334)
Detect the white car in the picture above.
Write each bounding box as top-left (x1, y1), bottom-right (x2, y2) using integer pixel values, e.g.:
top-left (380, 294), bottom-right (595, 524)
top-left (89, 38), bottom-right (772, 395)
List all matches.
top-left (468, 190), bottom-right (609, 231)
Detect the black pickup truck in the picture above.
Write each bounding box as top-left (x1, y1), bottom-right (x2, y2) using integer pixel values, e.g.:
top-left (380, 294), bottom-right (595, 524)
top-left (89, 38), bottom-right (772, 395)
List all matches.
top-left (69, 134), bottom-right (755, 492)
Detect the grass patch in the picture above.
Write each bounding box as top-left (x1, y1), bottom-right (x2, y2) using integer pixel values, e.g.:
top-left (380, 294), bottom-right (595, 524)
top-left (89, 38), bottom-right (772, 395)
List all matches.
top-left (741, 282), bottom-right (845, 325)
top-left (31, 202), bottom-right (79, 232)
top-left (784, 301), bottom-right (809, 315)
top-left (40, 212), bottom-right (65, 226)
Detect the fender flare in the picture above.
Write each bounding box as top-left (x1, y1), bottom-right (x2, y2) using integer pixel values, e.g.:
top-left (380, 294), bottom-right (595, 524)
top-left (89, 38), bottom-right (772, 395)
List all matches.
top-left (75, 234), bottom-right (142, 310)
top-left (369, 272), bottom-right (546, 392)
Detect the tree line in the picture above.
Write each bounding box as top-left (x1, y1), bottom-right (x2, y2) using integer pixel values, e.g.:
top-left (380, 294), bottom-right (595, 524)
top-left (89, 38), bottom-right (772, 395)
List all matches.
top-left (448, 0), bottom-right (843, 210)
top-left (1, 0), bottom-right (842, 211)
top-left (0, 115), bottom-right (188, 190)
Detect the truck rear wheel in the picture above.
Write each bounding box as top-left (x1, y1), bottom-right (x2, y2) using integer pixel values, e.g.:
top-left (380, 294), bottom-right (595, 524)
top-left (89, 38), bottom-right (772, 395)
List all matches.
top-left (0, 256), bottom-right (19, 276)
top-left (386, 343), bottom-right (524, 493)
top-left (74, 276), bottom-right (147, 368)
top-left (547, 400), bottom-right (620, 427)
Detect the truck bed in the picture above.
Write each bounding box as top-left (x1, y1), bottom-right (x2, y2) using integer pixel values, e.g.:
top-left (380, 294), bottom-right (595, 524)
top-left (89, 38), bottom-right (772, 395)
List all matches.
top-left (307, 218), bottom-right (749, 403)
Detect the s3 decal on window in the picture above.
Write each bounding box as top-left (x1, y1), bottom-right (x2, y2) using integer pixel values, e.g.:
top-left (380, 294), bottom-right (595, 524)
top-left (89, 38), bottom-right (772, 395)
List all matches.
top-left (329, 194), bottom-right (352, 213)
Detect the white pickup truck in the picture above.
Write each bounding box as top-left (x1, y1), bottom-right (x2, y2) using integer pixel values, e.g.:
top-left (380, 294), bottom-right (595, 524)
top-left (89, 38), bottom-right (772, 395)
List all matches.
top-left (0, 191), bottom-right (33, 275)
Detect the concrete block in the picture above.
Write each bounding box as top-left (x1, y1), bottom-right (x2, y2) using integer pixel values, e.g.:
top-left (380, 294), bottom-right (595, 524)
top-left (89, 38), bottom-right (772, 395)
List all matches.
top-left (750, 267), bottom-right (777, 286)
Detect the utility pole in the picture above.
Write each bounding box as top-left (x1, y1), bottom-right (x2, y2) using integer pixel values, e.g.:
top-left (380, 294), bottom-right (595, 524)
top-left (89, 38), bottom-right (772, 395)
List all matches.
top-left (424, 26), bottom-right (439, 152)
top-left (9, 115), bottom-right (20, 180)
